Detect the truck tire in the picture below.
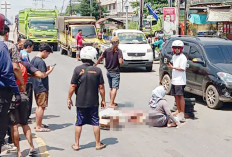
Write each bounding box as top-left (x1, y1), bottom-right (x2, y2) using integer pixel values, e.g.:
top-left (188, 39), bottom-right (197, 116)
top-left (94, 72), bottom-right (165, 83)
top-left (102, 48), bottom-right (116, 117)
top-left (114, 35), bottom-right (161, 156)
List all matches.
top-left (205, 85), bottom-right (223, 109)
top-left (72, 52), bottom-right (76, 58)
top-left (161, 74), bottom-right (171, 94)
top-left (146, 66), bottom-right (153, 72)
top-left (61, 48), bottom-right (67, 55)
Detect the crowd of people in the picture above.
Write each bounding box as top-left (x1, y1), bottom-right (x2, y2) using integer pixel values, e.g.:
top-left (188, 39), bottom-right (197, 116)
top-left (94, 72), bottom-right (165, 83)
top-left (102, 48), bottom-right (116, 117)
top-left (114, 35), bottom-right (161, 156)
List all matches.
top-left (1, 12), bottom-right (188, 156)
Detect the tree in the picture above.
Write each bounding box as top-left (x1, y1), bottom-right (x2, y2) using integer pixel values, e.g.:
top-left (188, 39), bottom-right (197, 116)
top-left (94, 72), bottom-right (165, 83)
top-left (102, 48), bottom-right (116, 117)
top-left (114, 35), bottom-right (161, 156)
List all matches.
top-left (65, 0), bottom-right (107, 19)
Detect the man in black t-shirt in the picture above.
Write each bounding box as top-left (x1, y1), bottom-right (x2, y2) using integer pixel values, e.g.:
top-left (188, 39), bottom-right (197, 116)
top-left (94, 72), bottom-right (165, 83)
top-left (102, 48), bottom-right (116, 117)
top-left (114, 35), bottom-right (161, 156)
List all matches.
top-left (31, 43), bottom-right (54, 132)
top-left (67, 46), bottom-right (106, 151)
top-left (95, 36), bottom-right (123, 108)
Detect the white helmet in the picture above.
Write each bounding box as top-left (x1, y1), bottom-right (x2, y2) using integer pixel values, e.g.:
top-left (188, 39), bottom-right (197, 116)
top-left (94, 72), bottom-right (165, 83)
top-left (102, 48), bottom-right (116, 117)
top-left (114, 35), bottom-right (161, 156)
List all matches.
top-left (172, 40), bottom-right (184, 47)
top-left (80, 46), bottom-right (98, 63)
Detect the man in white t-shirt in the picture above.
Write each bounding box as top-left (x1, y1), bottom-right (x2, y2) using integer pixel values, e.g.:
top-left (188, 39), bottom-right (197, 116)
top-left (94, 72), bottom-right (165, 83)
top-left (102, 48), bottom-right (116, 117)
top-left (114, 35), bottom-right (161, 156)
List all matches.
top-left (168, 40), bottom-right (187, 120)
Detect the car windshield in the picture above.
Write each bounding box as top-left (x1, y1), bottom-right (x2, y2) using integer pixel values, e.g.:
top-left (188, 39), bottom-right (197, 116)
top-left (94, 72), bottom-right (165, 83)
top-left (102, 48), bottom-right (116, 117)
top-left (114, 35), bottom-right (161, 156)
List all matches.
top-left (204, 45), bottom-right (232, 64)
top-left (118, 32), bottom-right (147, 44)
top-left (72, 26), bottom-right (96, 38)
top-left (30, 19), bottom-right (55, 30)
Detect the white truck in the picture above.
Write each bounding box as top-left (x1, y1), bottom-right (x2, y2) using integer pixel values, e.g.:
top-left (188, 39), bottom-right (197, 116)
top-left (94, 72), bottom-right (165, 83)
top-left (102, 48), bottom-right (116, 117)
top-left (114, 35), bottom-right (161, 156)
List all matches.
top-left (100, 29), bottom-right (153, 72)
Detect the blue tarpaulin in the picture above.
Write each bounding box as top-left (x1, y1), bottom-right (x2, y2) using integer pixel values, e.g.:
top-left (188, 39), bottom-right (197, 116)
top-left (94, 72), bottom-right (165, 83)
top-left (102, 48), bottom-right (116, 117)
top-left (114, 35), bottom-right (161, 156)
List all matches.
top-left (188, 14), bottom-right (216, 24)
top-left (146, 3), bottom-right (159, 21)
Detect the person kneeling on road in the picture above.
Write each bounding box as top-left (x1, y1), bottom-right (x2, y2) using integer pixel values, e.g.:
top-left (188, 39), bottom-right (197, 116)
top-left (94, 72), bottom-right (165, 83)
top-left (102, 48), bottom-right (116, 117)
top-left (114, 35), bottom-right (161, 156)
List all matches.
top-left (67, 46), bottom-right (107, 151)
top-left (148, 86), bottom-right (180, 128)
top-left (9, 61), bottom-right (47, 157)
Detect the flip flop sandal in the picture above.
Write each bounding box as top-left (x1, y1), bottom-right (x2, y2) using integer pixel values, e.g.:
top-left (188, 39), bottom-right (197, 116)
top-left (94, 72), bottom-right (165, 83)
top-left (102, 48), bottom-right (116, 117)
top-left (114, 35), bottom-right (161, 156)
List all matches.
top-left (35, 128), bottom-right (50, 132)
top-left (96, 143), bottom-right (106, 150)
top-left (108, 103), bottom-right (118, 109)
top-left (34, 124), bottom-right (49, 129)
top-left (71, 144), bottom-right (79, 151)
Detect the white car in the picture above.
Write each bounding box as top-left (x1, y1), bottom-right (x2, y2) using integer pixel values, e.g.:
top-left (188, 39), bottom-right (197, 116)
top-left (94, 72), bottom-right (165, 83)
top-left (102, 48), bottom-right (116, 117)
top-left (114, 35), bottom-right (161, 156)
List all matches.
top-left (101, 29), bottom-right (154, 72)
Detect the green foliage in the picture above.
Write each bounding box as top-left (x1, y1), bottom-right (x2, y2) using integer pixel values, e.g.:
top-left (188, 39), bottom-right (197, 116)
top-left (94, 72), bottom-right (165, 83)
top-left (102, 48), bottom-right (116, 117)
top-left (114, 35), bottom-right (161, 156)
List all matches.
top-left (128, 21), bottom-right (139, 29)
top-left (65, 0), bottom-right (107, 19)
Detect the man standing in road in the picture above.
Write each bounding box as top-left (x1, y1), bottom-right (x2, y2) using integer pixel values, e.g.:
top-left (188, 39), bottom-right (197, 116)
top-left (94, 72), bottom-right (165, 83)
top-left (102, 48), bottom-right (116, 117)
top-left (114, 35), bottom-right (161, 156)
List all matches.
top-left (67, 46), bottom-right (106, 151)
top-left (0, 14), bottom-right (21, 154)
top-left (31, 43), bottom-right (54, 132)
top-left (76, 29), bottom-right (85, 61)
top-left (95, 36), bottom-right (123, 108)
top-left (167, 40), bottom-right (187, 121)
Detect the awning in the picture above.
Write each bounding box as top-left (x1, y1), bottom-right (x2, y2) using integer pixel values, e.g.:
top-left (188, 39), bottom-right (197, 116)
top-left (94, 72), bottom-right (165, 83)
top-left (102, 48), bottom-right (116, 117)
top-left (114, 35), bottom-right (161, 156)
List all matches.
top-left (207, 8), bottom-right (232, 22)
top-left (96, 18), bottom-right (124, 25)
top-left (189, 13), bottom-right (216, 24)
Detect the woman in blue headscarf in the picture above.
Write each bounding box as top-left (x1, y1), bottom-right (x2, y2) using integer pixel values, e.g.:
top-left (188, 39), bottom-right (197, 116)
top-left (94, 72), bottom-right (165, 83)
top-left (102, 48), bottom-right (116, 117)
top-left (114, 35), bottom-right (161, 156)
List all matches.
top-left (148, 86), bottom-right (180, 127)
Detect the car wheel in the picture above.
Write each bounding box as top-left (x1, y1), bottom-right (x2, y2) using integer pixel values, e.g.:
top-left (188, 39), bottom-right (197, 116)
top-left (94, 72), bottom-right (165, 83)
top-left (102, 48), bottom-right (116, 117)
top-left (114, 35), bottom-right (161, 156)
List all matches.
top-left (61, 48), bottom-right (67, 55)
top-left (161, 74), bottom-right (171, 94)
top-left (146, 66), bottom-right (153, 72)
top-left (205, 85), bottom-right (223, 109)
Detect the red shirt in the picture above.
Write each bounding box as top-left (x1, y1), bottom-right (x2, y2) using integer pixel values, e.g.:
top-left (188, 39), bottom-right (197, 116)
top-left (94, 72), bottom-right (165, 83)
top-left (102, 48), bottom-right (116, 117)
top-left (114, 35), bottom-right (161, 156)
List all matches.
top-left (16, 63), bottom-right (28, 85)
top-left (76, 32), bottom-right (83, 47)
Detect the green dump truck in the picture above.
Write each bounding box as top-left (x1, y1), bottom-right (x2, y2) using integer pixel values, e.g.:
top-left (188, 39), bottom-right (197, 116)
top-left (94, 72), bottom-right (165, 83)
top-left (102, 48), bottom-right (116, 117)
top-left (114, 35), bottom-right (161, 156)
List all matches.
top-left (17, 9), bottom-right (58, 50)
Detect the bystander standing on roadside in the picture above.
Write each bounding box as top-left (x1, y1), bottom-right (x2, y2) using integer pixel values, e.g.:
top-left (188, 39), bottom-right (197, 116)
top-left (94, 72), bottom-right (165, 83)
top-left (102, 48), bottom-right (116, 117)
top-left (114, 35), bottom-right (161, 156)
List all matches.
top-left (31, 43), bottom-right (54, 132)
top-left (0, 14), bottom-right (21, 155)
top-left (67, 46), bottom-right (106, 151)
top-left (20, 40), bottom-right (34, 122)
top-left (95, 37), bottom-right (123, 108)
top-left (167, 40), bottom-right (187, 121)
top-left (76, 29), bottom-right (85, 61)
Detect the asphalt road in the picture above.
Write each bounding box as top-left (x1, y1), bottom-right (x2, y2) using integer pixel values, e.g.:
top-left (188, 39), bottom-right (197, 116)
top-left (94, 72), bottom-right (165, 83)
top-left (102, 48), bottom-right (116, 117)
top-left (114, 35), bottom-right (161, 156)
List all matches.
top-left (4, 50), bottom-right (232, 157)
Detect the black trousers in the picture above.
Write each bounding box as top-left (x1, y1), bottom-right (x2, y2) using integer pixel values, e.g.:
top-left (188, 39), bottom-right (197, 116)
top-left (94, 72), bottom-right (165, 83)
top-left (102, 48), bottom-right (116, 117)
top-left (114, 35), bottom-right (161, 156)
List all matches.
top-left (26, 83), bottom-right (33, 119)
top-left (0, 88), bottom-right (13, 153)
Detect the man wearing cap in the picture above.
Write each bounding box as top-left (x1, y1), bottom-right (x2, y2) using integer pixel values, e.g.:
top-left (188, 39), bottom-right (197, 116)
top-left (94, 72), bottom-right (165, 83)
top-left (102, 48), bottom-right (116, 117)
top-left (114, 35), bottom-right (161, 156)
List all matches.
top-left (31, 43), bottom-right (54, 132)
top-left (95, 36), bottom-right (123, 108)
top-left (0, 14), bottom-right (21, 154)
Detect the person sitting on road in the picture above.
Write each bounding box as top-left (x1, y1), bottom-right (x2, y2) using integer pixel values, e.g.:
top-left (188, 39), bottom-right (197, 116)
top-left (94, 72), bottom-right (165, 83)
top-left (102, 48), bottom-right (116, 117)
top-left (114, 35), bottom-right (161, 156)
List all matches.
top-left (148, 86), bottom-right (180, 128)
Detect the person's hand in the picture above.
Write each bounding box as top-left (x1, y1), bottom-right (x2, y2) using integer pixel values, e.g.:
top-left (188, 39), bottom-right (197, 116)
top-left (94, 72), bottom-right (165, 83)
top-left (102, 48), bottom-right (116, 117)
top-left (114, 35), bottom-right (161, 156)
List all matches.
top-left (48, 66), bottom-right (55, 72)
top-left (19, 84), bottom-right (26, 92)
top-left (167, 62), bottom-right (173, 69)
top-left (67, 99), bottom-right (73, 110)
top-left (101, 100), bottom-right (106, 109)
top-left (15, 94), bottom-right (21, 106)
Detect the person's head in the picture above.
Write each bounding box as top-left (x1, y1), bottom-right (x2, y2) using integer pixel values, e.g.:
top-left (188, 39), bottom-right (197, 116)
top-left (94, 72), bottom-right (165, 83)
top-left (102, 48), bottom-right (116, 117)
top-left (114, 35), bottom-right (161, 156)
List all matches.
top-left (39, 43), bottom-right (53, 59)
top-left (98, 32), bottom-right (102, 40)
top-left (0, 24), bottom-right (10, 40)
top-left (0, 14), bottom-right (4, 34)
top-left (111, 36), bottom-right (119, 49)
top-left (165, 14), bottom-right (171, 22)
top-left (149, 86), bottom-right (166, 108)
top-left (80, 46), bottom-right (97, 64)
top-left (172, 40), bottom-right (184, 55)
top-left (24, 40), bottom-right (34, 53)
top-left (17, 37), bottom-right (26, 51)
top-left (78, 29), bottom-right (82, 34)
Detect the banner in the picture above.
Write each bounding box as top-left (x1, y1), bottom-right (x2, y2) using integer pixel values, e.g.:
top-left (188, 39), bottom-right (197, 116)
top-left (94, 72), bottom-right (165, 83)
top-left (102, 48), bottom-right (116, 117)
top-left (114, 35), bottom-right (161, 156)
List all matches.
top-left (146, 3), bottom-right (159, 21)
top-left (163, 7), bottom-right (176, 36)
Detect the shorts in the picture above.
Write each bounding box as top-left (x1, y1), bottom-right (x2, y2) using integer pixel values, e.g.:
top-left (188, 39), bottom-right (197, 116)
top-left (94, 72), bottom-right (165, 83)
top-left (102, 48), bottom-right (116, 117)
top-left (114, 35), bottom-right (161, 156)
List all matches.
top-left (76, 107), bottom-right (99, 126)
top-left (171, 85), bottom-right (185, 96)
top-left (9, 93), bottom-right (29, 125)
top-left (76, 46), bottom-right (83, 55)
top-left (107, 71), bottom-right (120, 89)
top-left (35, 92), bottom-right (49, 108)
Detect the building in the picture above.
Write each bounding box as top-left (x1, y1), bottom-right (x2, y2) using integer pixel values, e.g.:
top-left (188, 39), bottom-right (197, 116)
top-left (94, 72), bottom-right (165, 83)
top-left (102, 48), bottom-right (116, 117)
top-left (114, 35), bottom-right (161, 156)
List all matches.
top-left (98, 0), bottom-right (137, 17)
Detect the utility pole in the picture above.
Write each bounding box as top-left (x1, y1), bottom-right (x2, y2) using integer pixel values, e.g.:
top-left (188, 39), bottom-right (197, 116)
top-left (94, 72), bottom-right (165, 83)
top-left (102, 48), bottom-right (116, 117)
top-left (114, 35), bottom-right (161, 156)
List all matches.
top-left (168, 0), bottom-right (172, 7)
top-left (184, 0), bottom-right (188, 35)
top-left (175, 0), bottom-right (180, 35)
top-left (139, 0), bottom-right (144, 31)
top-left (1, 1), bottom-right (11, 19)
top-left (69, 0), bottom-right (72, 16)
top-left (90, 0), bottom-right (92, 16)
top-left (125, 0), bottom-right (129, 29)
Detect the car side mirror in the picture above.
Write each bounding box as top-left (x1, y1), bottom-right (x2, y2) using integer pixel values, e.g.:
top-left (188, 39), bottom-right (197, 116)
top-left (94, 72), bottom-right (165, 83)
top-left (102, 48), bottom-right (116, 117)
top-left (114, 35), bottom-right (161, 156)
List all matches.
top-left (192, 58), bottom-right (205, 65)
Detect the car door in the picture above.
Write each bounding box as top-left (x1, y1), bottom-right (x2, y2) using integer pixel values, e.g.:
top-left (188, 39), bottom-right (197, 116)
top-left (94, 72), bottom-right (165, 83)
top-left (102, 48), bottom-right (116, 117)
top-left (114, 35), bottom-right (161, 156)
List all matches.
top-left (187, 43), bottom-right (206, 91)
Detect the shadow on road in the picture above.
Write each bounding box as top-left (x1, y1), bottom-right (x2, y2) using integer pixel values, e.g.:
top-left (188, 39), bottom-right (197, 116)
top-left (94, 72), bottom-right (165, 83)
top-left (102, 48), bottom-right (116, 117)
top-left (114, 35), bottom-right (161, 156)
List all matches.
top-left (43, 115), bottom-right (60, 120)
top-left (118, 102), bottom-right (134, 108)
top-left (79, 137), bottom-right (118, 149)
top-left (185, 92), bottom-right (232, 111)
top-left (49, 123), bottom-right (73, 131)
top-left (120, 67), bottom-right (156, 73)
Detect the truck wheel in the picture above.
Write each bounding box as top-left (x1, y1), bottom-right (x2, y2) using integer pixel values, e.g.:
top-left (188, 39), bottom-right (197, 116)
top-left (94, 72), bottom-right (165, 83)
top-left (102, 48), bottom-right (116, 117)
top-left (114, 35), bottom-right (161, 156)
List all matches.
top-left (205, 85), bottom-right (223, 109)
top-left (53, 44), bottom-right (58, 51)
top-left (161, 74), bottom-right (171, 94)
top-left (72, 52), bottom-right (76, 58)
top-left (61, 49), bottom-right (67, 55)
top-left (146, 66), bottom-right (153, 72)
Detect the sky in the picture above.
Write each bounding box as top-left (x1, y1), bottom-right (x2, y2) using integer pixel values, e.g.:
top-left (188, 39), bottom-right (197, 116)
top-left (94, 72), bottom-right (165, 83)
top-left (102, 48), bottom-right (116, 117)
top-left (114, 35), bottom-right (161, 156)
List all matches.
top-left (0, 0), bottom-right (69, 22)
